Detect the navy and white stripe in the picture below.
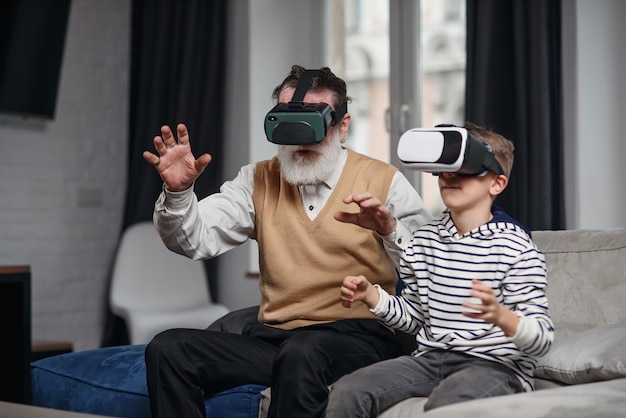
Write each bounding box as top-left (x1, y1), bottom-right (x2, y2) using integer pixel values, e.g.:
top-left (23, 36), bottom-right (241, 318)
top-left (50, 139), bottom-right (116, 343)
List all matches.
top-left (372, 210), bottom-right (554, 391)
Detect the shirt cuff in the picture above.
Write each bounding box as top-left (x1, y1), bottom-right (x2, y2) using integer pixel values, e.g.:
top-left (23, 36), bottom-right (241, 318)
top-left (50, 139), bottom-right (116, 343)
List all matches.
top-left (379, 220), bottom-right (411, 249)
top-left (160, 183), bottom-right (195, 211)
top-left (511, 314), bottom-right (534, 347)
top-left (369, 284), bottom-right (390, 315)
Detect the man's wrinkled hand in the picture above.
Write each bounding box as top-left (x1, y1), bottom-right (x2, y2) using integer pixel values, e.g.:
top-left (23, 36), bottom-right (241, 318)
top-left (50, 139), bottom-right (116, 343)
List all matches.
top-left (334, 192), bottom-right (397, 235)
top-left (142, 123), bottom-right (212, 192)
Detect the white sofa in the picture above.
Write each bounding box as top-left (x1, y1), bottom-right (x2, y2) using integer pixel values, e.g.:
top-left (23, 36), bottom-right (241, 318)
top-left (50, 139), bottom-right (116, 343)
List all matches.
top-left (376, 228), bottom-right (626, 417)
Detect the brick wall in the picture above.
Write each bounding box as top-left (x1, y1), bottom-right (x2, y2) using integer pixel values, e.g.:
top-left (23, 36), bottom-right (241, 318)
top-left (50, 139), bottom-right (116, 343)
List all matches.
top-left (0, 0), bottom-right (130, 351)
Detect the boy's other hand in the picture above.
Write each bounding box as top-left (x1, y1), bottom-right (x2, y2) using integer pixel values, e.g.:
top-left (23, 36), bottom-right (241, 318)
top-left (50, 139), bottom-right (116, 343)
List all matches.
top-left (462, 279), bottom-right (520, 336)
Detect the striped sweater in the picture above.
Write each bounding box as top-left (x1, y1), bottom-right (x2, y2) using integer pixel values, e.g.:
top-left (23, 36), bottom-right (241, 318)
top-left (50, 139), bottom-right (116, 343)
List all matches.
top-left (372, 209), bottom-right (554, 391)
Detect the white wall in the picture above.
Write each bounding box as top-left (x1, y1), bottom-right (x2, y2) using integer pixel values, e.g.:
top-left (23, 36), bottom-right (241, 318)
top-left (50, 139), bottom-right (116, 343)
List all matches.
top-left (0, 0), bottom-right (130, 351)
top-left (219, 0), bottom-right (326, 310)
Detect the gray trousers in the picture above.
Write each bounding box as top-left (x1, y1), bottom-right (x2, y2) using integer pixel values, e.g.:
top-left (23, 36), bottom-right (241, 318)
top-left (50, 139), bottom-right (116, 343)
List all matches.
top-left (326, 350), bottom-right (524, 417)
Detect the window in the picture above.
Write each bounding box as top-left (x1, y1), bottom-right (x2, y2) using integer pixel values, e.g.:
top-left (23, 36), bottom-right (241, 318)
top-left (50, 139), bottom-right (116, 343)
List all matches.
top-left (326, 0), bottom-right (466, 216)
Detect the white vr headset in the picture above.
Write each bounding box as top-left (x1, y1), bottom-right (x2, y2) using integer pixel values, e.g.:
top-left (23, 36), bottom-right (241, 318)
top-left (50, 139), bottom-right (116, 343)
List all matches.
top-left (397, 125), bottom-right (504, 176)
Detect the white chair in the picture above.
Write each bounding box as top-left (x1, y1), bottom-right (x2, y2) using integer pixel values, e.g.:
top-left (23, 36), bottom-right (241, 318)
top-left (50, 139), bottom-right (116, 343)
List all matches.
top-left (109, 222), bottom-right (229, 345)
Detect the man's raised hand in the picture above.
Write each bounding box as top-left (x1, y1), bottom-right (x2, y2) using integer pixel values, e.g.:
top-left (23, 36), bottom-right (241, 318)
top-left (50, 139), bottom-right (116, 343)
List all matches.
top-left (143, 123), bottom-right (212, 192)
top-left (334, 192), bottom-right (397, 235)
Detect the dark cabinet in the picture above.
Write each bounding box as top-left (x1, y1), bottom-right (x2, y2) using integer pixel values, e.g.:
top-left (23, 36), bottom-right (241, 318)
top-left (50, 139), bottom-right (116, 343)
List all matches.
top-left (0, 266), bottom-right (31, 404)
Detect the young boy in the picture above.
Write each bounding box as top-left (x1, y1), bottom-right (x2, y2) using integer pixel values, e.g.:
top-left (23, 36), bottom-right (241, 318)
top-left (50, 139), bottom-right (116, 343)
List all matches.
top-left (325, 122), bottom-right (554, 417)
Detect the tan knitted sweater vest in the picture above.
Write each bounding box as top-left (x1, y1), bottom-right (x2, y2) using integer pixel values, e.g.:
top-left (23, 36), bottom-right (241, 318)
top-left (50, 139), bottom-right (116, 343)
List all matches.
top-left (252, 149), bottom-right (398, 329)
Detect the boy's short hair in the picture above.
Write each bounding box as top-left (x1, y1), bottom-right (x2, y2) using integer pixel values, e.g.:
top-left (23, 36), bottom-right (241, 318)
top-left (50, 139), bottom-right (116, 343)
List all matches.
top-left (465, 122), bottom-right (515, 178)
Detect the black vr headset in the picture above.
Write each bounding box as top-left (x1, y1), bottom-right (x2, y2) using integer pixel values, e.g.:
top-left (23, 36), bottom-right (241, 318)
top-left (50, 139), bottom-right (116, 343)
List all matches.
top-left (397, 124), bottom-right (505, 176)
top-left (264, 69), bottom-right (348, 145)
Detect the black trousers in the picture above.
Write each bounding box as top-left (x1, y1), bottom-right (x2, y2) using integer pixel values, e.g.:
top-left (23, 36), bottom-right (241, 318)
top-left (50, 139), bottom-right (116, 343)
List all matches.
top-left (145, 314), bottom-right (401, 418)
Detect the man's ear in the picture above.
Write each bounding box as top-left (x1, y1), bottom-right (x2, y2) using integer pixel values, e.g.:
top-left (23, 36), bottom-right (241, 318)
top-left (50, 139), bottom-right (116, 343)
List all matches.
top-left (489, 174), bottom-right (508, 197)
top-left (338, 113), bottom-right (351, 140)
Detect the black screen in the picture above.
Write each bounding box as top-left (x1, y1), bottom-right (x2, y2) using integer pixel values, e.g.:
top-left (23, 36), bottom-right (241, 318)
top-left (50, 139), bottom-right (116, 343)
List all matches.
top-left (0, 0), bottom-right (71, 119)
top-left (0, 267), bottom-right (31, 404)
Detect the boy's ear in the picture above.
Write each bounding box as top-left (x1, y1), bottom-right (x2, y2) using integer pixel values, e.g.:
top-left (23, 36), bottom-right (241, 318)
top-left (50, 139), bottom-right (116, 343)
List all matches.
top-left (489, 174), bottom-right (508, 197)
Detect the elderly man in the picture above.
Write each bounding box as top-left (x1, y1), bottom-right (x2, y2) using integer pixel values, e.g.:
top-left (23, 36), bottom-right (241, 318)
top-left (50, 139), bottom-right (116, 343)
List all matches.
top-left (142, 65), bottom-right (431, 418)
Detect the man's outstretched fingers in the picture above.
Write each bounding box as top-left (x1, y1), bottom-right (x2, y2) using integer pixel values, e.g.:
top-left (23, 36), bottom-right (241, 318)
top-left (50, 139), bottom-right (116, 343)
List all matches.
top-left (143, 150), bottom-right (160, 166)
top-left (161, 125), bottom-right (177, 148)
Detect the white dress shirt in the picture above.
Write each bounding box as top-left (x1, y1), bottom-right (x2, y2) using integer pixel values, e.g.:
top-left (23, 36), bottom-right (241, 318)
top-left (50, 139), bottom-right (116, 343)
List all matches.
top-left (154, 149), bottom-right (432, 266)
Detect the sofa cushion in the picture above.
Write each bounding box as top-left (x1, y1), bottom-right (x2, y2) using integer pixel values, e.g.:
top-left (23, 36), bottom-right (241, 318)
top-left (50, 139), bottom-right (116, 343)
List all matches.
top-left (532, 228), bottom-right (626, 342)
top-left (379, 378), bottom-right (626, 418)
top-left (534, 322), bottom-right (626, 385)
top-left (31, 344), bottom-right (265, 418)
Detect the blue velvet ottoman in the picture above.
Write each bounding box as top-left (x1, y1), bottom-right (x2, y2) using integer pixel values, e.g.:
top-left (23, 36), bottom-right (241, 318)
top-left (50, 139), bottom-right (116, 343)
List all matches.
top-left (30, 344), bottom-right (266, 418)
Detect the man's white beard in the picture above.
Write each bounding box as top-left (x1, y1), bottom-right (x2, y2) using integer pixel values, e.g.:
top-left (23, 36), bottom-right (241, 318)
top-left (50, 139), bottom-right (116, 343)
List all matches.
top-left (277, 129), bottom-right (343, 185)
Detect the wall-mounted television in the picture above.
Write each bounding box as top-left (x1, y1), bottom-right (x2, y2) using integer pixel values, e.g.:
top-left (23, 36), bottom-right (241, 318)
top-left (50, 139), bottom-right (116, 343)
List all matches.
top-left (0, 0), bottom-right (71, 119)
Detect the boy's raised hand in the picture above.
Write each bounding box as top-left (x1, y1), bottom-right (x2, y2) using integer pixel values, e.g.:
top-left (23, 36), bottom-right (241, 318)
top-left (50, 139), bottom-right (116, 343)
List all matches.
top-left (143, 123), bottom-right (213, 192)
